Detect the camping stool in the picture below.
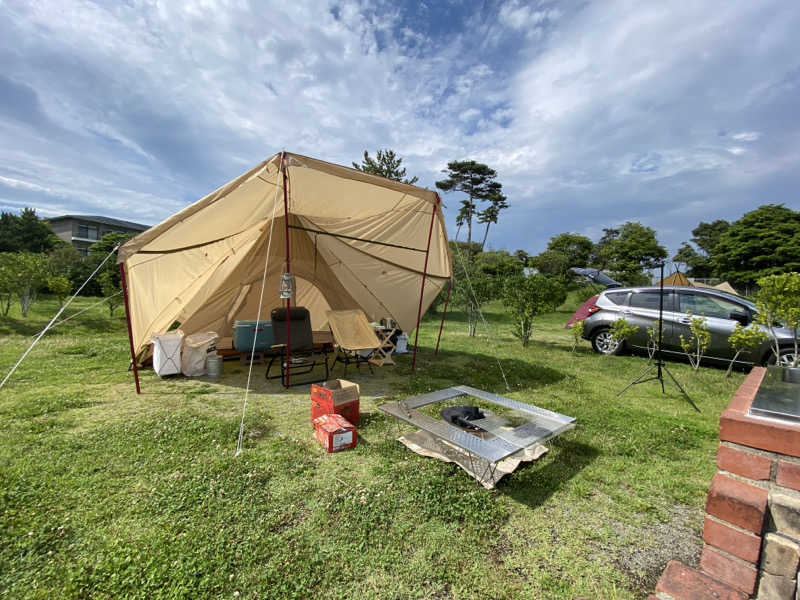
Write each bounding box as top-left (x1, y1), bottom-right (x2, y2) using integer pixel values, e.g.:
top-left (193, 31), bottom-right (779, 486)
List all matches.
top-left (240, 351), bottom-right (265, 365)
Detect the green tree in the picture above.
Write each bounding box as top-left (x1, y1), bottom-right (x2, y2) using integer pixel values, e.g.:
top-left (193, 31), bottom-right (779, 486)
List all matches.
top-left (98, 270), bottom-right (122, 316)
top-left (610, 318), bottom-right (638, 346)
top-left (352, 149), bottom-right (418, 185)
top-left (589, 227), bottom-right (618, 271)
top-left (713, 205), bottom-right (800, 287)
top-left (672, 243), bottom-right (706, 277)
top-left (448, 246), bottom-right (523, 336)
top-left (673, 220), bottom-right (731, 278)
top-left (474, 250), bottom-right (524, 282)
top-left (0, 208), bottom-right (62, 253)
top-left (477, 189), bottom-right (508, 250)
top-left (531, 249), bottom-right (570, 280)
top-left (451, 257), bottom-right (495, 337)
top-left (693, 220), bottom-right (731, 255)
top-left (436, 161), bottom-right (502, 246)
top-left (47, 276), bottom-right (72, 307)
top-left (0, 253), bottom-right (15, 316)
top-left (570, 319), bottom-right (585, 352)
top-left (591, 222), bottom-right (667, 285)
top-left (754, 272), bottom-right (800, 367)
top-left (679, 312), bottom-right (711, 372)
top-left (514, 249), bottom-right (530, 267)
top-left (47, 244), bottom-right (84, 293)
top-left (88, 232), bottom-right (131, 289)
top-left (726, 324), bottom-right (769, 377)
top-left (502, 274), bottom-right (566, 346)
top-left (547, 233), bottom-right (594, 269)
top-left (13, 253), bottom-right (49, 317)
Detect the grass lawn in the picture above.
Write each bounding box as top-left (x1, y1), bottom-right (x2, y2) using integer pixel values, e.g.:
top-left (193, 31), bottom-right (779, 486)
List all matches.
top-left (0, 294), bottom-right (746, 599)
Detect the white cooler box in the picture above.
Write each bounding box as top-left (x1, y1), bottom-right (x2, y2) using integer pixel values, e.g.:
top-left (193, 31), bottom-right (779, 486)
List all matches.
top-left (182, 332), bottom-right (219, 377)
top-left (152, 330), bottom-right (184, 376)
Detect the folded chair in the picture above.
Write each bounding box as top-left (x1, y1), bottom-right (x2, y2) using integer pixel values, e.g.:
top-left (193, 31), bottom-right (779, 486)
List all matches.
top-left (326, 309), bottom-right (381, 376)
top-left (266, 307), bottom-right (330, 387)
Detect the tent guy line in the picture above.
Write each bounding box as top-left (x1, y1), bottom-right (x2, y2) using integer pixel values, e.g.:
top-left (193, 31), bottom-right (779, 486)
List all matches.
top-left (236, 160), bottom-right (282, 458)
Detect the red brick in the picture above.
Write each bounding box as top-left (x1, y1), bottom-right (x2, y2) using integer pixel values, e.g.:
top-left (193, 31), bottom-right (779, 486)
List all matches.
top-left (776, 460), bottom-right (800, 492)
top-left (655, 560), bottom-right (747, 600)
top-left (700, 546), bottom-right (758, 595)
top-left (705, 473), bottom-right (768, 534)
top-left (717, 444), bottom-right (772, 480)
top-left (726, 368), bottom-right (766, 412)
top-left (702, 517), bottom-right (761, 564)
top-left (720, 409), bottom-right (800, 458)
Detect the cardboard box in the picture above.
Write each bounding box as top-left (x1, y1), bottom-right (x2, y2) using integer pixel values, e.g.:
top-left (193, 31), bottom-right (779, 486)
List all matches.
top-left (311, 379), bottom-right (360, 425)
top-left (313, 414), bottom-right (358, 453)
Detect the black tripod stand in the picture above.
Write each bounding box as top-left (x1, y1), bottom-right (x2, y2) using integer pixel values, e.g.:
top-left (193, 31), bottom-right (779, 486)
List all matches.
top-left (617, 263), bottom-right (699, 412)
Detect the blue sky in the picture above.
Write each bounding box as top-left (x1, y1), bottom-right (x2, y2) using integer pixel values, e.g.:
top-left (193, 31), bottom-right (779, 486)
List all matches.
top-left (1, 0), bottom-right (799, 256)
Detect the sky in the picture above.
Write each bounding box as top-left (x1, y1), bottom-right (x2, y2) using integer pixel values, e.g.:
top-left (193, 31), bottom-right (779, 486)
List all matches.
top-left (1, 0), bottom-right (799, 257)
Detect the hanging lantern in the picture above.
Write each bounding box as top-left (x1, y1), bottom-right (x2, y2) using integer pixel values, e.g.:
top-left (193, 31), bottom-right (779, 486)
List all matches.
top-left (279, 273), bottom-right (295, 299)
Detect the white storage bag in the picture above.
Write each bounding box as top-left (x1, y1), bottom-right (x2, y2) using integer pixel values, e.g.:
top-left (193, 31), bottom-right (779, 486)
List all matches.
top-left (152, 330), bottom-right (184, 376)
top-left (181, 332), bottom-right (219, 377)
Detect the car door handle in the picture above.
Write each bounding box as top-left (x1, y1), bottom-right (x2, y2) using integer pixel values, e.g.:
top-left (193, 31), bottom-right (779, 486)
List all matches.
top-left (679, 318), bottom-right (691, 324)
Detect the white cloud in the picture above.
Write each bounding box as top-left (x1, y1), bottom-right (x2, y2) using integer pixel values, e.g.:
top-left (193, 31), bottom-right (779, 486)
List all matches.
top-left (732, 131), bottom-right (761, 142)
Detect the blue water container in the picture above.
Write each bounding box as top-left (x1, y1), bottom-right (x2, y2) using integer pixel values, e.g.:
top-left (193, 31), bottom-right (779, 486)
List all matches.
top-left (233, 320), bottom-right (274, 352)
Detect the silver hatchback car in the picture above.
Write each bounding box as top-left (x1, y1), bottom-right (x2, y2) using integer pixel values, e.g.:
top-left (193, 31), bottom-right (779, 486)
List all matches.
top-left (568, 286), bottom-right (798, 366)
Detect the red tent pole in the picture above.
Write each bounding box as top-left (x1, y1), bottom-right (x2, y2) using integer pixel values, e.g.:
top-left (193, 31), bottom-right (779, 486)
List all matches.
top-left (281, 152), bottom-right (292, 387)
top-left (434, 279), bottom-right (452, 356)
top-left (119, 262), bottom-right (141, 395)
top-left (412, 197), bottom-right (438, 371)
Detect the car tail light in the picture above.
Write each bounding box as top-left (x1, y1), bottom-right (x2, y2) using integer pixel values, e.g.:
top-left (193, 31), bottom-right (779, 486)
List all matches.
top-left (587, 305), bottom-right (601, 315)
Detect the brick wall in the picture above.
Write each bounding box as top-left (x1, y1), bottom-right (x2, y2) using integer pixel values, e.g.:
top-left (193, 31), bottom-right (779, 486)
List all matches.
top-left (654, 367), bottom-right (800, 600)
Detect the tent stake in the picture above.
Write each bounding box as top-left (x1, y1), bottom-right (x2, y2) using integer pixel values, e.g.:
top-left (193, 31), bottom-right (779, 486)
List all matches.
top-left (434, 279), bottom-right (452, 356)
top-left (281, 152), bottom-right (292, 387)
top-left (412, 197), bottom-right (438, 371)
top-left (119, 262), bottom-right (141, 395)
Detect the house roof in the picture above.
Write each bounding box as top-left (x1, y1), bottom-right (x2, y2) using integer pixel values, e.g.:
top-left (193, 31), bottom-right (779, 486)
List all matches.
top-left (47, 214), bottom-right (150, 231)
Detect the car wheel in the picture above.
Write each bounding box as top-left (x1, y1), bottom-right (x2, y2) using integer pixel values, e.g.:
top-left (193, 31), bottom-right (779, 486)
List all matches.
top-left (768, 348), bottom-right (799, 367)
top-left (591, 327), bottom-right (623, 356)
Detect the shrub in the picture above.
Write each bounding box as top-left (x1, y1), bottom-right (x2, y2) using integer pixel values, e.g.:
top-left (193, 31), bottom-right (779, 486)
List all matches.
top-left (502, 274), bottom-right (566, 346)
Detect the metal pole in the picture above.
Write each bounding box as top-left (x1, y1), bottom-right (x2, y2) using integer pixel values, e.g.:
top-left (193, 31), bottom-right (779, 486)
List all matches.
top-left (281, 152), bottom-right (292, 387)
top-left (119, 262), bottom-right (141, 395)
top-left (434, 279), bottom-right (453, 356)
top-left (412, 197), bottom-right (438, 370)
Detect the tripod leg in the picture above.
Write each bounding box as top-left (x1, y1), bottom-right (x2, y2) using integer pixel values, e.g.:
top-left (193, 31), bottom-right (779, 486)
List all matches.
top-left (617, 364), bottom-right (656, 397)
top-left (662, 364), bottom-right (700, 412)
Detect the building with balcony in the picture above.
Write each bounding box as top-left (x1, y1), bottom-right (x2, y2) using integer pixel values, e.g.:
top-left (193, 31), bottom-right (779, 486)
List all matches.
top-left (47, 215), bottom-right (150, 256)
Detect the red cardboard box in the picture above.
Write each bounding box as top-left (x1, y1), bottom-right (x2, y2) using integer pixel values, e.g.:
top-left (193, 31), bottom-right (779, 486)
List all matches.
top-left (313, 414), bottom-right (358, 453)
top-left (311, 379), bottom-right (360, 425)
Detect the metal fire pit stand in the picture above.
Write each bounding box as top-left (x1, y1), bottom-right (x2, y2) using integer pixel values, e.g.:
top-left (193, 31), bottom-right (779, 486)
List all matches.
top-left (380, 386), bottom-right (576, 484)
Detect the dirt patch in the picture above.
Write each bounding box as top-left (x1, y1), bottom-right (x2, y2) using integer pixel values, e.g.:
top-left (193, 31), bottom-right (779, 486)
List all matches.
top-left (611, 504), bottom-right (703, 596)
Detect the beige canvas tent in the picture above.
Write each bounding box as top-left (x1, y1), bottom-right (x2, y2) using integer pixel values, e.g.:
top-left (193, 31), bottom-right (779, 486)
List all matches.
top-left (659, 271), bottom-right (691, 287)
top-left (713, 281), bottom-right (738, 295)
top-left (118, 152), bottom-right (453, 390)
top-left (658, 271), bottom-right (739, 295)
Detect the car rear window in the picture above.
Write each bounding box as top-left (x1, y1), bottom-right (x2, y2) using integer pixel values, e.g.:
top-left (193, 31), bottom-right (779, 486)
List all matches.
top-left (604, 291), bottom-right (629, 305)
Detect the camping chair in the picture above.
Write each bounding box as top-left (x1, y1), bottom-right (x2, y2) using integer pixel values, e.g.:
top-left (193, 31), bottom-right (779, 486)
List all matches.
top-left (326, 309), bottom-right (381, 376)
top-left (266, 307), bottom-right (330, 387)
